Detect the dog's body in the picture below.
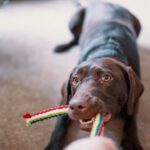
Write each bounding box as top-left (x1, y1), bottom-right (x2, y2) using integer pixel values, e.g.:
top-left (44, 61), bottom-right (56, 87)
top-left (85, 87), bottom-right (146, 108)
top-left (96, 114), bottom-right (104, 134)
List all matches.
top-left (78, 3), bottom-right (140, 75)
top-left (45, 2), bottom-right (144, 150)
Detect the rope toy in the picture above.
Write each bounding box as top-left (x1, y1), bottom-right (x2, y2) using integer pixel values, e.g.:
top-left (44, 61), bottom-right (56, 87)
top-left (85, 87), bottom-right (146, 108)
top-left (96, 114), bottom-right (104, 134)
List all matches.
top-left (23, 105), bottom-right (104, 137)
top-left (90, 113), bottom-right (104, 137)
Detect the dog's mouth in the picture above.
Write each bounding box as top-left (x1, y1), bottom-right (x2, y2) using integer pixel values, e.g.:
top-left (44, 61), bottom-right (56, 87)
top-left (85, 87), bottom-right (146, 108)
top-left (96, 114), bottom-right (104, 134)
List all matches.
top-left (79, 118), bottom-right (95, 131)
top-left (79, 112), bottom-right (112, 131)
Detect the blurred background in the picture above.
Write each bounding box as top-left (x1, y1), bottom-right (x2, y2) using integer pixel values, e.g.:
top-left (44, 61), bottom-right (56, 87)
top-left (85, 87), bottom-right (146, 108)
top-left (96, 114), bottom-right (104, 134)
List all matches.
top-left (0, 0), bottom-right (150, 150)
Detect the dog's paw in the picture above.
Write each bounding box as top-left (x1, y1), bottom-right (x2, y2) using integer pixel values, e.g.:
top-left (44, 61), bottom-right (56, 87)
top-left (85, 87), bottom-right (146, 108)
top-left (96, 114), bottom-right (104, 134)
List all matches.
top-left (122, 140), bottom-right (144, 150)
top-left (123, 145), bottom-right (144, 150)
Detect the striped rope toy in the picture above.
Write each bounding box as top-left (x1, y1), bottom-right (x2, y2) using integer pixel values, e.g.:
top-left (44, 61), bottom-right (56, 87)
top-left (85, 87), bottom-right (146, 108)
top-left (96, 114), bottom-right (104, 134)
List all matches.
top-left (23, 105), bottom-right (104, 137)
top-left (90, 113), bottom-right (104, 137)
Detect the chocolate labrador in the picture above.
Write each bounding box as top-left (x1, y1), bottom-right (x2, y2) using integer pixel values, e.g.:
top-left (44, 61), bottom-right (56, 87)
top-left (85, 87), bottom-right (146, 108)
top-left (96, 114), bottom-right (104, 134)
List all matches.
top-left (45, 2), bottom-right (144, 150)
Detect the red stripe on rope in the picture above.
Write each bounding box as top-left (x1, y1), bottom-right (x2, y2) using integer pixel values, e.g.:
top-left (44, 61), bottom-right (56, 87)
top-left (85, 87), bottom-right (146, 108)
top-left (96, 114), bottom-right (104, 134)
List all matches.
top-left (97, 122), bottom-right (104, 136)
top-left (23, 105), bottom-right (69, 118)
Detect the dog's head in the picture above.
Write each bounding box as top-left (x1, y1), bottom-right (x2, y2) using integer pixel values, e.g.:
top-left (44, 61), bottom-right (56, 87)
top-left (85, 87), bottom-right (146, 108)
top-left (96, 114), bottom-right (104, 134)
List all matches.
top-left (62, 58), bottom-right (144, 130)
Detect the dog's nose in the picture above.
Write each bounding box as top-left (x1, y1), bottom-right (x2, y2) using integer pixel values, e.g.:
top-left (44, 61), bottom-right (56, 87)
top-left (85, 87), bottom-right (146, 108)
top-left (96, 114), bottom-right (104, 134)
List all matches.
top-left (69, 99), bottom-right (88, 112)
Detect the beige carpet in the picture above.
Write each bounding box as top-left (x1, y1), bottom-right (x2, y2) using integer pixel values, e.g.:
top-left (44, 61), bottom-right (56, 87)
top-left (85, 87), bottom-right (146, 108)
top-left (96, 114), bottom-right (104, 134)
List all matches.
top-left (0, 1), bottom-right (149, 150)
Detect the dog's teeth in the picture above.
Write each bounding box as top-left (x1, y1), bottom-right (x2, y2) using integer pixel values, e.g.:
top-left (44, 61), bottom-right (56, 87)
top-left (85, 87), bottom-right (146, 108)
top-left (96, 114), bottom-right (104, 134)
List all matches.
top-left (79, 118), bottom-right (94, 125)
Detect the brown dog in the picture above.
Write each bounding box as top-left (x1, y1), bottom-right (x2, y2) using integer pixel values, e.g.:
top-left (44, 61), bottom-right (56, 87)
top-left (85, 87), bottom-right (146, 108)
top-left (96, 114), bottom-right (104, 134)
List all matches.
top-left (45, 2), bottom-right (144, 150)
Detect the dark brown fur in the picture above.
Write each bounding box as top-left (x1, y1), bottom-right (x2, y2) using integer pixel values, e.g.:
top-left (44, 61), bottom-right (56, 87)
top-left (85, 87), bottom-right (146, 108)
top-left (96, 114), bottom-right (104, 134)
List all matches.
top-left (45, 2), bottom-right (144, 150)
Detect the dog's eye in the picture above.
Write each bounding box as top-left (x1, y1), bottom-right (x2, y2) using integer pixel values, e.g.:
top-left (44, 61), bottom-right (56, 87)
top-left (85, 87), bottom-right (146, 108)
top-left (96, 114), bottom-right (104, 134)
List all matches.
top-left (101, 73), bottom-right (112, 82)
top-left (72, 76), bottom-right (80, 86)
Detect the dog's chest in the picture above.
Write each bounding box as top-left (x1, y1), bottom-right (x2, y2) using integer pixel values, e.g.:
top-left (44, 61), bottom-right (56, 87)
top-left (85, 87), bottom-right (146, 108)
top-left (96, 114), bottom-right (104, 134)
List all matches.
top-left (104, 116), bottom-right (125, 149)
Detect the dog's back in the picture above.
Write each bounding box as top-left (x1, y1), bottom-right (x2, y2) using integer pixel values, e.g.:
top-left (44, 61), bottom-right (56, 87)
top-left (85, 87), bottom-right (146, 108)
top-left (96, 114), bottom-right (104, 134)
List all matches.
top-left (54, 2), bottom-right (141, 78)
top-left (78, 2), bottom-right (141, 76)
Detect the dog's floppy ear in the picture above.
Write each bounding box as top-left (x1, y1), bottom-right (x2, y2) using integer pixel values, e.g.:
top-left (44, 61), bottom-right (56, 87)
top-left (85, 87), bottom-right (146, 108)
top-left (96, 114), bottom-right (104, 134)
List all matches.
top-left (126, 67), bottom-right (144, 115)
top-left (61, 74), bottom-right (73, 105)
top-left (113, 59), bottom-right (144, 115)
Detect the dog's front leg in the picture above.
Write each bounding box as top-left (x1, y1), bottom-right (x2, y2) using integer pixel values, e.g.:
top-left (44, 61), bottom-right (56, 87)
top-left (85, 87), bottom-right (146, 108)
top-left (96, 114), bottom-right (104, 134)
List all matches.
top-left (45, 115), bottom-right (72, 150)
top-left (122, 116), bottom-right (144, 150)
